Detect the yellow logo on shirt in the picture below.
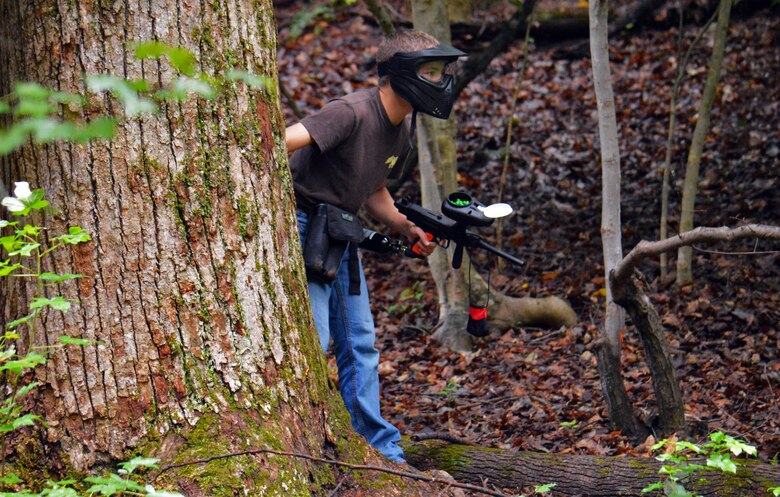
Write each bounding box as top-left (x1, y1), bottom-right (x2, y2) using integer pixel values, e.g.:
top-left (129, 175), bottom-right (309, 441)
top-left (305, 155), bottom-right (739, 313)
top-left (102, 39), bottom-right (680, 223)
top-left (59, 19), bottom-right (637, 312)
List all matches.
top-left (385, 155), bottom-right (399, 169)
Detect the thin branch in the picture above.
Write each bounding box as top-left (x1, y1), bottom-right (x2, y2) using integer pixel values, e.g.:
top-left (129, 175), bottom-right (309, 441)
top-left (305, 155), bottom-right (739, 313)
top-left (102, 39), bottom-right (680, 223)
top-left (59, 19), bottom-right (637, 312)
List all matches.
top-left (328, 468), bottom-right (353, 497)
top-left (151, 447), bottom-right (516, 497)
top-left (611, 224), bottom-right (780, 288)
top-left (692, 246), bottom-right (780, 256)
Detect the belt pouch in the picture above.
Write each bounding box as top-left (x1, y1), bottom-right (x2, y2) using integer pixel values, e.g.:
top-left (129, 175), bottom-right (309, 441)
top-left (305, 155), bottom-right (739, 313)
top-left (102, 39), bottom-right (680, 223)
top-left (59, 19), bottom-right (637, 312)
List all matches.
top-left (303, 203), bottom-right (364, 284)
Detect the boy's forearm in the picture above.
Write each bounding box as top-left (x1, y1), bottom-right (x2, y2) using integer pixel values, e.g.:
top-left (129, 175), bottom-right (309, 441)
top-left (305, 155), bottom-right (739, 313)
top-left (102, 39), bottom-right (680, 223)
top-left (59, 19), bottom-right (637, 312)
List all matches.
top-left (364, 186), bottom-right (407, 233)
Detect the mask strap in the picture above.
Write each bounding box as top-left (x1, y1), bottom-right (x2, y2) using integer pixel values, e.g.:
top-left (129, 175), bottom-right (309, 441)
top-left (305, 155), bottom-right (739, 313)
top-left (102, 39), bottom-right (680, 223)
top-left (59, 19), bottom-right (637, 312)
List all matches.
top-left (408, 109), bottom-right (418, 149)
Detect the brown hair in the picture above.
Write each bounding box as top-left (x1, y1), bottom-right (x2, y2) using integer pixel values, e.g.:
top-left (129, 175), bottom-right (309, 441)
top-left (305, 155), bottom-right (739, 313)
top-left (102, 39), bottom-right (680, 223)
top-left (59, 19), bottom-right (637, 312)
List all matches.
top-left (376, 30), bottom-right (439, 85)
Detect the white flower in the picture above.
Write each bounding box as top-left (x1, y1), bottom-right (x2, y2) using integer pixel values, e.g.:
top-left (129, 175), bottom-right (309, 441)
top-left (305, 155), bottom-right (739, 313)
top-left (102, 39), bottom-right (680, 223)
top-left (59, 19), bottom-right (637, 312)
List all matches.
top-left (13, 182), bottom-right (32, 201)
top-left (1, 197), bottom-right (25, 212)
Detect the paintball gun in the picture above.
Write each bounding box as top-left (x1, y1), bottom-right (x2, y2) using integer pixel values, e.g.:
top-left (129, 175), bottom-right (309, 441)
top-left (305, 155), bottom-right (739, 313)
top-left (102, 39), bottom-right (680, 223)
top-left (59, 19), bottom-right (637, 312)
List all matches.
top-left (393, 192), bottom-right (524, 269)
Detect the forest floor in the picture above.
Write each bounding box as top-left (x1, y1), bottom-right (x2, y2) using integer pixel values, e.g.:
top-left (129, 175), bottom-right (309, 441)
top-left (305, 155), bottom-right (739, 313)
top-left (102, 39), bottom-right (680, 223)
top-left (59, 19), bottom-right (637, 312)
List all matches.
top-left (274, 0), bottom-right (780, 479)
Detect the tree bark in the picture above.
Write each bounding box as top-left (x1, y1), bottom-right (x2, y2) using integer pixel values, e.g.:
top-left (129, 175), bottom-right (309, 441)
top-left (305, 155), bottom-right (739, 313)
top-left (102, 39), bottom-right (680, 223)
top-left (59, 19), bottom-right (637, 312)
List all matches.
top-left (676, 0), bottom-right (733, 286)
top-left (0, 1), bottom-right (433, 494)
top-left (404, 440), bottom-right (780, 497)
top-left (588, 0), bottom-right (641, 439)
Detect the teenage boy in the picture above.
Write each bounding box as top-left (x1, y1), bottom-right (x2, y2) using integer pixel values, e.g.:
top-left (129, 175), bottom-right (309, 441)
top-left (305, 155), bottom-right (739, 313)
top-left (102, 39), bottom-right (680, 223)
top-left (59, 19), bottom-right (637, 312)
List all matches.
top-left (285, 30), bottom-right (465, 463)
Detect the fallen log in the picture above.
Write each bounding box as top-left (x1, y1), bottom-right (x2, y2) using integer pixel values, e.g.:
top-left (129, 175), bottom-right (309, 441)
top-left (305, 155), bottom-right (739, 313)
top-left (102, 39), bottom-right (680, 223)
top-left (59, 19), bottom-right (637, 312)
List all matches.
top-left (404, 440), bottom-right (780, 497)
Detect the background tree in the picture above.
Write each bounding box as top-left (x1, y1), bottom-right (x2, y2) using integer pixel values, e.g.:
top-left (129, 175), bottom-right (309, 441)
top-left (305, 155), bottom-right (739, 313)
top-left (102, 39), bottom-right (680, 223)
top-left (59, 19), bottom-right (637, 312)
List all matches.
top-left (676, 0), bottom-right (733, 286)
top-left (588, 0), bottom-right (649, 438)
top-left (0, 1), bottom-right (435, 494)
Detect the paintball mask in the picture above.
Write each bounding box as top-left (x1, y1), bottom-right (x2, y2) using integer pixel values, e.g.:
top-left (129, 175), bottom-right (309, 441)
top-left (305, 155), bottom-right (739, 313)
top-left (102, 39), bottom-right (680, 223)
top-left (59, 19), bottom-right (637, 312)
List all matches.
top-left (377, 44), bottom-right (466, 119)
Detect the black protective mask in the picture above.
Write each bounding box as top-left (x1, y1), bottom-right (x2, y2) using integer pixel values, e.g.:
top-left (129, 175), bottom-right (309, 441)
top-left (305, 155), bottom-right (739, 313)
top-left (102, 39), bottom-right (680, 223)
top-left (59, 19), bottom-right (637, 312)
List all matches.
top-left (377, 44), bottom-right (466, 119)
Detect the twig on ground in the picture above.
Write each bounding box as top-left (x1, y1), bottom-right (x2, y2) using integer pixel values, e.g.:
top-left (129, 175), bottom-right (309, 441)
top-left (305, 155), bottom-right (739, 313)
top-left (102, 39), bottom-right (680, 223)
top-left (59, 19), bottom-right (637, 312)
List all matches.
top-left (328, 468), bottom-right (353, 497)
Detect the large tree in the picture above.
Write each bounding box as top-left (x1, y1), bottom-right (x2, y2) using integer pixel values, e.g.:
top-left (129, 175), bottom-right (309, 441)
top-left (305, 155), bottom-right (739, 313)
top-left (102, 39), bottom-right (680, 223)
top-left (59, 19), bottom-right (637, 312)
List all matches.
top-left (0, 1), bottom-right (435, 494)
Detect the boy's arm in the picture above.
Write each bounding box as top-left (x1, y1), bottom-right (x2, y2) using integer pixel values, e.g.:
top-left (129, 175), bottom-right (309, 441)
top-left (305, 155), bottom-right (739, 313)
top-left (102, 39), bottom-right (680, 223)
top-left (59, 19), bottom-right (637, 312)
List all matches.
top-left (364, 186), bottom-right (435, 256)
top-left (285, 123), bottom-right (312, 153)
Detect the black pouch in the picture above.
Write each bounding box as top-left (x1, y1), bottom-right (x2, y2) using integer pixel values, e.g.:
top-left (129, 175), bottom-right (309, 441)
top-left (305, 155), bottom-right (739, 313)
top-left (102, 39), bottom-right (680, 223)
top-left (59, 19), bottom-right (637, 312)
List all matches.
top-left (303, 203), bottom-right (364, 285)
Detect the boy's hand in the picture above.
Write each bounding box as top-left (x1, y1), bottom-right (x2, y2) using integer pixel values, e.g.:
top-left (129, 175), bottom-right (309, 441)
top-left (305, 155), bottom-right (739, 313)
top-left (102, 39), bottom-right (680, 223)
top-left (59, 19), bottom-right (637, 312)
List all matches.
top-left (406, 224), bottom-right (435, 257)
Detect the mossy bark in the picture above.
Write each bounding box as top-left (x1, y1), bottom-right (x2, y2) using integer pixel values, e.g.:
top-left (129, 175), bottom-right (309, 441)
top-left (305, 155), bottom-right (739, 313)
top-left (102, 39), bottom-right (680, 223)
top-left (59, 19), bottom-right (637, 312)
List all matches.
top-left (405, 440), bottom-right (780, 496)
top-left (0, 1), bottom-right (429, 495)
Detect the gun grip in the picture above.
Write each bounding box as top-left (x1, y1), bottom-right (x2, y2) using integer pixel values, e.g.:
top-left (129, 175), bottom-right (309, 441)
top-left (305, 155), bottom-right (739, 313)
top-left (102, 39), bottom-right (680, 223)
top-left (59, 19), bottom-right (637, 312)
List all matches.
top-left (452, 244), bottom-right (464, 269)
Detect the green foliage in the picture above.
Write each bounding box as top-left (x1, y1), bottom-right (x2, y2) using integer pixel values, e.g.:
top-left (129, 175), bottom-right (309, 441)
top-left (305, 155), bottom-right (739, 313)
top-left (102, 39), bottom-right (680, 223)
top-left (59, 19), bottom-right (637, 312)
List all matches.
top-left (388, 280), bottom-right (426, 317)
top-left (534, 483), bottom-right (557, 494)
top-left (559, 420), bottom-right (579, 430)
top-left (1, 41), bottom-right (266, 157)
top-left (642, 432), bottom-right (765, 496)
top-left (0, 189), bottom-right (183, 497)
top-left (286, 0), bottom-right (357, 40)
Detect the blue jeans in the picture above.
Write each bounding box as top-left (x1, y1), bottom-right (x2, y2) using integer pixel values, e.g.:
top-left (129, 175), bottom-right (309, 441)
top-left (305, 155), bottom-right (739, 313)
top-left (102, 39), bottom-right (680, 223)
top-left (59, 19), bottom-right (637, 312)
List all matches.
top-left (297, 210), bottom-right (405, 463)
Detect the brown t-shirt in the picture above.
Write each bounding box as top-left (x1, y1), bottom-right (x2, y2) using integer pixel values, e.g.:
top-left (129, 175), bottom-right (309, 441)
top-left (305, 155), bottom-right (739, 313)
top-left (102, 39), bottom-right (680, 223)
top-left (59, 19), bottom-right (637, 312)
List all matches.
top-left (290, 87), bottom-right (411, 214)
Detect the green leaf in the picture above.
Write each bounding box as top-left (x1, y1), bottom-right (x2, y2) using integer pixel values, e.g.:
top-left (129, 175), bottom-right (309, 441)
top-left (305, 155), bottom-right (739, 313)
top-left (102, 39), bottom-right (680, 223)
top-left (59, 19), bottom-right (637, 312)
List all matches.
top-left (675, 441), bottom-right (704, 454)
top-left (707, 453), bottom-right (738, 474)
top-left (0, 220), bottom-right (17, 228)
top-left (0, 472), bottom-right (23, 485)
top-left (86, 75), bottom-right (157, 116)
top-left (86, 473), bottom-right (146, 496)
top-left (768, 486), bottom-right (780, 496)
top-left (49, 91), bottom-right (84, 105)
top-left (1, 352), bottom-right (47, 374)
top-left (166, 47), bottom-right (197, 76)
top-left (14, 82), bottom-right (50, 100)
top-left (39, 272), bottom-right (85, 283)
top-left (144, 485), bottom-right (184, 497)
top-left (160, 77), bottom-right (216, 100)
top-left (8, 242), bottom-right (40, 257)
top-left (11, 413), bottom-right (40, 429)
top-left (59, 336), bottom-right (92, 346)
top-left (665, 481), bottom-right (694, 497)
top-left (6, 310), bottom-right (39, 330)
top-left (57, 226), bottom-right (90, 245)
top-left (133, 41), bottom-right (169, 60)
top-left (40, 484), bottom-right (80, 497)
top-left (0, 101), bottom-right (11, 114)
top-left (0, 263), bottom-right (24, 277)
top-left (119, 456), bottom-right (160, 474)
top-left (0, 235), bottom-right (22, 252)
top-left (73, 117), bottom-right (118, 142)
top-left (14, 381), bottom-right (41, 399)
top-left (16, 99), bottom-right (55, 117)
top-left (0, 125), bottom-right (29, 156)
top-left (30, 296), bottom-right (73, 312)
top-left (225, 69), bottom-right (269, 89)
top-left (642, 482), bottom-right (664, 493)
top-left (534, 483), bottom-right (557, 493)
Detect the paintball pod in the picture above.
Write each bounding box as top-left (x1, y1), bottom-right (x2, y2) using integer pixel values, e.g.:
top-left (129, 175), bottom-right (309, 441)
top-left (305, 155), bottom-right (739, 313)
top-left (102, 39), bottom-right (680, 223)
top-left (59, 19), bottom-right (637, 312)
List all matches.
top-left (393, 192), bottom-right (524, 269)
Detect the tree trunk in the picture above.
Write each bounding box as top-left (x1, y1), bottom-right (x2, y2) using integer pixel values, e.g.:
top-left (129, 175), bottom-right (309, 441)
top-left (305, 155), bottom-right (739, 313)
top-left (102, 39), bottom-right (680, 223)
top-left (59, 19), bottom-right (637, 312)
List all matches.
top-left (404, 440), bottom-right (780, 497)
top-left (676, 0), bottom-right (733, 286)
top-left (411, 0), bottom-right (473, 352)
top-left (0, 1), bottom-right (431, 494)
top-left (588, 0), bottom-right (644, 439)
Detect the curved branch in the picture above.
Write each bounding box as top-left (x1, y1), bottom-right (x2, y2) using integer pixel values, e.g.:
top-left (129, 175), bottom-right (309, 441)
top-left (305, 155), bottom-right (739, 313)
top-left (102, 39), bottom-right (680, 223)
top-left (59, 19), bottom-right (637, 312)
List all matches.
top-left (611, 224), bottom-right (780, 290)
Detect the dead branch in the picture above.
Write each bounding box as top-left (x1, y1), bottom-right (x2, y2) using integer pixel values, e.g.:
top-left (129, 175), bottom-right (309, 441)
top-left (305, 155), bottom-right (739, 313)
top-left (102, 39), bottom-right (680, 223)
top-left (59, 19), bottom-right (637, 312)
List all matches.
top-left (611, 224), bottom-right (780, 289)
